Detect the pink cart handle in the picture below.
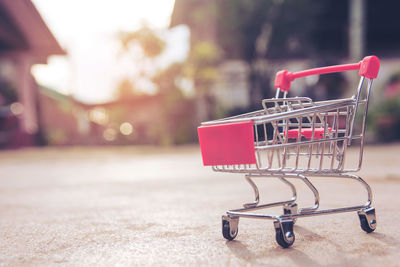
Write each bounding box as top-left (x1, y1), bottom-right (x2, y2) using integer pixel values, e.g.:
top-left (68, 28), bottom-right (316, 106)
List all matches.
top-left (274, 55), bottom-right (380, 92)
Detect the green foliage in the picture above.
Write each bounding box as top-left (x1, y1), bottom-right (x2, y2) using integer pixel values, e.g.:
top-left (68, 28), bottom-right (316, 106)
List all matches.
top-left (367, 96), bottom-right (400, 140)
top-left (119, 25), bottom-right (166, 58)
top-left (114, 79), bottom-right (144, 100)
top-left (216, 0), bottom-right (345, 60)
top-left (217, 0), bottom-right (277, 60)
top-left (152, 62), bottom-right (184, 95)
top-left (190, 42), bottom-right (221, 66)
top-left (184, 41), bottom-right (221, 90)
top-left (367, 74), bottom-right (400, 141)
top-left (116, 25), bottom-right (198, 145)
top-left (151, 62), bottom-right (198, 145)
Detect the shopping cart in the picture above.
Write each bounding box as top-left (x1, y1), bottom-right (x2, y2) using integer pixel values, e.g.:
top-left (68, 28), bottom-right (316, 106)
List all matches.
top-left (198, 56), bottom-right (380, 248)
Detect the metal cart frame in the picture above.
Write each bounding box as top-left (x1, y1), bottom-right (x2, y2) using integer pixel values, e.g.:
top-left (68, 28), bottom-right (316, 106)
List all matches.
top-left (198, 56), bottom-right (380, 248)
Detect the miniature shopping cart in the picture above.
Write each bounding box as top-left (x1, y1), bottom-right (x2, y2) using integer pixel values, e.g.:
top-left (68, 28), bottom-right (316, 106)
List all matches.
top-left (198, 56), bottom-right (380, 248)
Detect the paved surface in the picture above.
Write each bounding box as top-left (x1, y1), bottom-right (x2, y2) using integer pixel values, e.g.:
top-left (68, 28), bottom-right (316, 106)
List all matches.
top-left (0, 145), bottom-right (399, 266)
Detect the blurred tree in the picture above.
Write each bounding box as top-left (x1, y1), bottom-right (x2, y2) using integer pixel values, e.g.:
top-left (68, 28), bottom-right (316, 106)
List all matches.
top-left (184, 41), bottom-right (222, 123)
top-left (117, 25), bottom-right (166, 94)
top-left (367, 73), bottom-right (400, 141)
top-left (185, 41), bottom-right (221, 90)
top-left (171, 0), bottom-right (350, 116)
top-left (213, 0), bottom-right (350, 111)
top-left (153, 62), bottom-right (197, 144)
top-left (114, 79), bottom-right (144, 100)
top-left (119, 25), bottom-right (166, 59)
top-left (116, 26), bottom-right (196, 145)
top-left (216, 0), bottom-right (348, 61)
top-left (152, 62), bottom-right (184, 95)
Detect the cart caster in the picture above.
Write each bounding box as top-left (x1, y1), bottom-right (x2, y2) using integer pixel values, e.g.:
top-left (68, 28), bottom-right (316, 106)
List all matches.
top-left (274, 220), bottom-right (295, 248)
top-left (222, 215), bottom-right (239, 241)
top-left (283, 203), bottom-right (298, 224)
top-left (358, 207), bottom-right (377, 233)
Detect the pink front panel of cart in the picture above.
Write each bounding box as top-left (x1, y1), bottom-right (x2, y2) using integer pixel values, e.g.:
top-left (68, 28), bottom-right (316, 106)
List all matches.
top-left (198, 121), bottom-right (256, 166)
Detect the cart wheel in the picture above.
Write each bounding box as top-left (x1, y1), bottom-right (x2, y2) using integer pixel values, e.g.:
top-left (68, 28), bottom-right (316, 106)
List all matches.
top-left (358, 207), bottom-right (377, 233)
top-left (274, 220), bottom-right (295, 248)
top-left (359, 216), bottom-right (374, 233)
top-left (222, 216), bottom-right (238, 241)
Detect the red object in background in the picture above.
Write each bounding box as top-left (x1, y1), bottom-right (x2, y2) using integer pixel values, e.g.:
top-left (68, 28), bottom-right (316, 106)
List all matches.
top-left (0, 115), bottom-right (33, 148)
top-left (285, 127), bottom-right (332, 140)
top-left (384, 79), bottom-right (400, 97)
top-left (198, 121), bottom-right (256, 166)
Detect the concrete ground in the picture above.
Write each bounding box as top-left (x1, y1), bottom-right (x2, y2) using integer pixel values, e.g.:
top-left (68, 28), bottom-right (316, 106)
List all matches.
top-left (0, 144), bottom-right (399, 266)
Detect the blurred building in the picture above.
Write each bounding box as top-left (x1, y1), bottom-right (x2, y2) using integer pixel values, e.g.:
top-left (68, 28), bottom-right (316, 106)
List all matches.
top-left (214, 60), bottom-right (250, 110)
top-left (38, 86), bottom-right (92, 146)
top-left (0, 0), bottom-right (65, 148)
top-left (81, 97), bottom-right (162, 145)
top-left (38, 87), bottom-right (196, 146)
top-left (37, 88), bottom-right (168, 146)
top-left (75, 94), bottom-right (195, 146)
top-left (170, 0), bottom-right (252, 118)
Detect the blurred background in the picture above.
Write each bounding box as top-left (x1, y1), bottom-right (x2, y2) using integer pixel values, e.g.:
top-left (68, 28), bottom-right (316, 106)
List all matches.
top-left (2, 2), bottom-right (400, 264)
top-left (1, 0), bottom-right (400, 148)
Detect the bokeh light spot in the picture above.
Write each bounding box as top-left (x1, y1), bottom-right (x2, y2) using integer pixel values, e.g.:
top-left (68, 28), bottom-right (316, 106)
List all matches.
top-left (103, 128), bottom-right (117, 141)
top-left (120, 122), bottom-right (133, 136)
top-left (10, 102), bottom-right (24, 115)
